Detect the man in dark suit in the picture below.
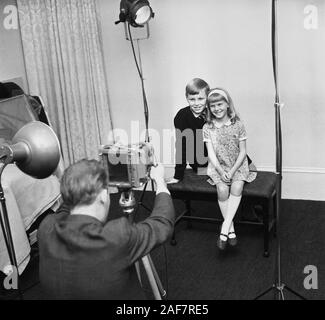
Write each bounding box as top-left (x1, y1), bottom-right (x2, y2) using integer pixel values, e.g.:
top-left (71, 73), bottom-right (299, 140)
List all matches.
top-left (38, 159), bottom-right (174, 300)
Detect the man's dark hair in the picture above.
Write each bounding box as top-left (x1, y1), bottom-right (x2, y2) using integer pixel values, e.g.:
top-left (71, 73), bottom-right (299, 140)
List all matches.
top-left (60, 159), bottom-right (108, 209)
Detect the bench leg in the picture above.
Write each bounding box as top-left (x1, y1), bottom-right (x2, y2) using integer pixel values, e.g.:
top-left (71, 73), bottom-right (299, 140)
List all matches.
top-left (170, 200), bottom-right (192, 246)
top-left (263, 200), bottom-right (270, 258)
top-left (273, 193), bottom-right (277, 238)
top-left (185, 200), bottom-right (192, 229)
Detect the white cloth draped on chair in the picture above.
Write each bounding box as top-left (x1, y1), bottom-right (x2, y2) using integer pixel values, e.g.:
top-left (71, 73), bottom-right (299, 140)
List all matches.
top-left (17, 0), bottom-right (113, 165)
top-left (0, 164), bottom-right (61, 275)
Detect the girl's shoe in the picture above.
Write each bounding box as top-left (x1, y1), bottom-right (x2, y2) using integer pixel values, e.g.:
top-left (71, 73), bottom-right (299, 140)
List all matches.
top-left (228, 232), bottom-right (237, 247)
top-left (217, 233), bottom-right (228, 250)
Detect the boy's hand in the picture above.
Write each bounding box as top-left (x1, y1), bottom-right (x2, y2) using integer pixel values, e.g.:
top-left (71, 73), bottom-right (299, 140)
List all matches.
top-left (166, 178), bottom-right (180, 184)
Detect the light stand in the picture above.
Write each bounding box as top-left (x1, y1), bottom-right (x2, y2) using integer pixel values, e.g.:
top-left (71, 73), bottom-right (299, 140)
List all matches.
top-left (119, 188), bottom-right (167, 300)
top-left (125, 21), bottom-right (156, 195)
top-left (0, 157), bottom-right (23, 299)
top-left (114, 1), bottom-right (167, 299)
top-left (254, 0), bottom-right (306, 300)
top-left (126, 22), bottom-right (151, 143)
top-left (125, 20), bottom-right (169, 299)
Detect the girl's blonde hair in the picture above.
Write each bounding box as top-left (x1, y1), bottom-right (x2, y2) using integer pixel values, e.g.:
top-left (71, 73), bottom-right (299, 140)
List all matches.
top-left (206, 87), bottom-right (240, 126)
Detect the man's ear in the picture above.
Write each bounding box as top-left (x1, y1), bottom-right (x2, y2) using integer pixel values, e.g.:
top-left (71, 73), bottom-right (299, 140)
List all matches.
top-left (98, 188), bottom-right (109, 204)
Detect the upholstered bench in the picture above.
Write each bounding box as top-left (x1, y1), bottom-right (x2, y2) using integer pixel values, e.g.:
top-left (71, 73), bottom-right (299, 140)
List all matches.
top-left (167, 169), bottom-right (277, 257)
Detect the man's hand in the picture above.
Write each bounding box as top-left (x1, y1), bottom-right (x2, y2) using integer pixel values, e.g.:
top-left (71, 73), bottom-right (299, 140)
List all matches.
top-left (166, 178), bottom-right (180, 184)
top-left (150, 163), bottom-right (165, 183)
top-left (150, 163), bottom-right (170, 195)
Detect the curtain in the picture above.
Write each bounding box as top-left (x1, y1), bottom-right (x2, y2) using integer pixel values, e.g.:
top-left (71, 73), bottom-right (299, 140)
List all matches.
top-left (17, 0), bottom-right (113, 166)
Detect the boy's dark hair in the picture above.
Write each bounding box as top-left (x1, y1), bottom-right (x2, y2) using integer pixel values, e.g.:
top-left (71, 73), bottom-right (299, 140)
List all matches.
top-left (60, 159), bottom-right (108, 209)
top-left (185, 78), bottom-right (210, 97)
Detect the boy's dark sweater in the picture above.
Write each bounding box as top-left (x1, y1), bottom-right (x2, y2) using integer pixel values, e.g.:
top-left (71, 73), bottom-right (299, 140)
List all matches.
top-left (174, 106), bottom-right (208, 180)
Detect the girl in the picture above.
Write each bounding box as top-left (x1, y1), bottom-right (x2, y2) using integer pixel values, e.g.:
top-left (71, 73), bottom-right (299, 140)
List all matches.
top-left (203, 88), bottom-right (257, 250)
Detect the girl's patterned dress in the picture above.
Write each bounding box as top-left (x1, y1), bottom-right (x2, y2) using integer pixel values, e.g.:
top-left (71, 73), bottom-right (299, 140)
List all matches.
top-left (203, 119), bottom-right (257, 185)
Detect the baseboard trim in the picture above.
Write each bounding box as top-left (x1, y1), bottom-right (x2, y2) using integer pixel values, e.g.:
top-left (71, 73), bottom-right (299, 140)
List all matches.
top-left (257, 166), bottom-right (325, 174)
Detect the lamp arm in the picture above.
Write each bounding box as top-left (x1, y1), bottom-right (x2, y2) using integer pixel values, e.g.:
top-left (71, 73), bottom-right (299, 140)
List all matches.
top-left (127, 23), bottom-right (150, 142)
top-left (0, 142), bottom-right (30, 166)
top-left (0, 145), bottom-right (14, 166)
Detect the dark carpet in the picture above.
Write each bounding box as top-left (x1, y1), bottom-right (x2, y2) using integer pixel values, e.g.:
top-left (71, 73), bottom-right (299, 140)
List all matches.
top-left (1, 191), bottom-right (324, 300)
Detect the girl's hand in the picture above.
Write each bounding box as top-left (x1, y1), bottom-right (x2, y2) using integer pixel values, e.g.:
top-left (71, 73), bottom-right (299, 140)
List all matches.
top-left (225, 170), bottom-right (234, 181)
top-left (221, 171), bottom-right (231, 183)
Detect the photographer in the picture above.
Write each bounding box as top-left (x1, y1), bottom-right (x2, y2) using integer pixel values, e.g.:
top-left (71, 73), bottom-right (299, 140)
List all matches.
top-left (38, 159), bottom-right (175, 300)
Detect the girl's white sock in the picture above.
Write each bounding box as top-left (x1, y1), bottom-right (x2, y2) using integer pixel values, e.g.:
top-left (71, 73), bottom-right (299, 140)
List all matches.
top-left (218, 199), bottom-right (234, 235)
top-left (220, 194), bottom-right (242, 237)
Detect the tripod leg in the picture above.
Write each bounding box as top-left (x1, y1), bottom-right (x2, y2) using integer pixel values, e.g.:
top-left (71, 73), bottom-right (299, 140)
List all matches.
top-left (283, 285), bottom-right (307, 300)
top-left (134, 261), bottom-right (142, 287)
top-left (274, 284), bottom-right (284, 300)
top-left (141, 255), bottom-right (162, 300)
top-left (147, 254), bottom-right (167, 299)
top-left (254, 285), bottom-right (275, 300)
top-left (134, 182), bottom-right (152, 216)
top-left (279, 289), bottom-right (284, 300)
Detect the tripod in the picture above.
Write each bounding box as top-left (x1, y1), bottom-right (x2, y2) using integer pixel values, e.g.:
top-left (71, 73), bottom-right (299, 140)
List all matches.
top-left (254, 0), bottom-right (306, 300)
top-left (119, 185), bottom-right (167, 300)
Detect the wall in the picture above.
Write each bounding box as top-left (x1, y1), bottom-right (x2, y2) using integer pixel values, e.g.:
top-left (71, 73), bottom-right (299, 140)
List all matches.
top-left (98, 0), bottom-right (325, 201)
top-left (277, 0), bottom-right (325, 200)
top-left (0, 0), bottom-right (322, 200)
top-left (0, 0), bottom-right (27, 90)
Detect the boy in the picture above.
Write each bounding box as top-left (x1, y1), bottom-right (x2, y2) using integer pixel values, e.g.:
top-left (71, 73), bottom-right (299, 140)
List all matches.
top-left (168, 78), bottom-right (209, 183)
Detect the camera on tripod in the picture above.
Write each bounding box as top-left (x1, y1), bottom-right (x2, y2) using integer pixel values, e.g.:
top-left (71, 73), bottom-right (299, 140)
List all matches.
top-left (99, 142), bottom-right (155, 190)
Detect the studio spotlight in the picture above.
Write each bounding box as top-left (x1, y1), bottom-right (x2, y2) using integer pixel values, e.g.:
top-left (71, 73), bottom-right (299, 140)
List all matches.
top-left (115, 0), bottom-right (154, 27)
top-left (1, 121), bottom-right (61, 179)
